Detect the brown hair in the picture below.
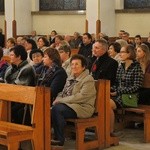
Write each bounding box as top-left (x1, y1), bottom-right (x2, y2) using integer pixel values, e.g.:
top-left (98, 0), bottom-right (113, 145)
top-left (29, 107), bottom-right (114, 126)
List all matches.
top-left (55, 35), bottom-right (64, 41)
top-left (137, 44), bottom-right (150, 64)
top-left (44, 48), bottom-right (62, 67)
top-left (58, 45), bottom-right (71, 57)
top-left (124, 44), bottom-right (136, 60)
top-left (7, 37), bottom-right (16, 46)
top-left (70, 54), bottom-right (87, 68)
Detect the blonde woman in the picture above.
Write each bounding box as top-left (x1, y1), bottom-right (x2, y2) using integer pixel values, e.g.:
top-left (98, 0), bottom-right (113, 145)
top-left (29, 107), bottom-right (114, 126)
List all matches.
top-left (136, 44), bottom-right (150, 105)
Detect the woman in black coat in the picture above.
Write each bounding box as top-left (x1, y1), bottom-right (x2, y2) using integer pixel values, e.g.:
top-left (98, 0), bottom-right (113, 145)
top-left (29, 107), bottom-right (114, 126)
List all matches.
top-left (37, 47), bottom-right (67, 102)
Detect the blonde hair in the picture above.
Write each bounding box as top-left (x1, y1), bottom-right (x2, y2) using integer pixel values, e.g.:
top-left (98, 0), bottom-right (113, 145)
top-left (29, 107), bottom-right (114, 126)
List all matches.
top-left (137, 44), bottom-right (150, 65)
top-left (116, 39), bottom-right (128, 48)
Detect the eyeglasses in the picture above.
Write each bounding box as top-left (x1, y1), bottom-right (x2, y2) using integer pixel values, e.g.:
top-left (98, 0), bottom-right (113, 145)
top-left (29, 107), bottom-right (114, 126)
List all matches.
top-left (59, 50), bottom-right (65, 53)
top-left (119, 51), bottom-right (128, 54)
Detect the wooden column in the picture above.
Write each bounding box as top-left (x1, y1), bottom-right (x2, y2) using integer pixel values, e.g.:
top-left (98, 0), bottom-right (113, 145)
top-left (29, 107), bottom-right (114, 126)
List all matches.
top-left (12, 20), bottom-right (17, 39)
top-left (85, 19), bottom-right (88, 33)
top-left (96, 19), bottom-right (101, 39)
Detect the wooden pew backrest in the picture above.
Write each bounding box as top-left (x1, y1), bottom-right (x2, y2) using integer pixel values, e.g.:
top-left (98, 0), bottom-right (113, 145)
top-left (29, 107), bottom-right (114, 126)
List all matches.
top-left (0, 83), bottom-right (51, 150)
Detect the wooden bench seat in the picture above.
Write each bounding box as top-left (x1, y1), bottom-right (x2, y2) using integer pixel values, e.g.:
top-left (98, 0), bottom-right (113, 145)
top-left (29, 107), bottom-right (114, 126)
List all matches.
top-left (0, 83), bottom-right (51, 150)
top-left (116, 105), bottom-right (150, 142)
top-left (66, 80), bottom-right (119, 150)
top-left (0, 121), bottom-right (33, 136)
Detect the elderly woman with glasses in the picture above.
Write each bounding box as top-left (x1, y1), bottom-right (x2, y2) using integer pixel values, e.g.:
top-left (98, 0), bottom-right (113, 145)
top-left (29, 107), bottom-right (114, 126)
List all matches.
top-left (51, 54), bottom-right (96, 147)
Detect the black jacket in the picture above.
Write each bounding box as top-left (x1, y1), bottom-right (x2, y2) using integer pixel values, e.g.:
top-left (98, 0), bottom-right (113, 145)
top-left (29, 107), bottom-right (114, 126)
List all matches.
top-left (37, 64), bottom-right (67, 101)
top-left (90, 52), bottom-right (118, 86)
top-left (78, 42), bottom-right (93, 67)
top-left (0, 33), bottom-right (5, 47)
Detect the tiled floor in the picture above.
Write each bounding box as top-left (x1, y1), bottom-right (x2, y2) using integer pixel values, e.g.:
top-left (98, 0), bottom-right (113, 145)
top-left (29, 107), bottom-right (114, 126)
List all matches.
top-left (1, 128), bottom-right (150, 150)
top-left (64, 128), bottom-right (150, 150)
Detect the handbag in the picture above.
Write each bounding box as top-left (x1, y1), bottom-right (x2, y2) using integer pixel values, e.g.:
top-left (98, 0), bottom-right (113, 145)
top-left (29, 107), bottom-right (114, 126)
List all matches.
top-left (122, 93), bottom-right (138, 107)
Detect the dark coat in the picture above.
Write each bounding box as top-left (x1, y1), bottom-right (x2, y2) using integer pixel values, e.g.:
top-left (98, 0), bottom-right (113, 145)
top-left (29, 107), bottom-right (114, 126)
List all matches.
top-left (70, 37), bottom-right (82, 49)
top-left (90, 52), bottom-right (118, 86)
top-left (4, 60), bottom-right (36, 86)
top-left (78, 42), bottom-right (93, 58)
top-left (0, 60), bottom-right (8, 81)
top-left (0, 33), bottom-right (5, 47)
top-left (78, 42), bottom-right (93, 66)
top-left (49, 37), bottom-right (55, 45)
top-left (33, 61), bottom-right (44, 75)
top-left (37, 64), bottom-right (67, 101)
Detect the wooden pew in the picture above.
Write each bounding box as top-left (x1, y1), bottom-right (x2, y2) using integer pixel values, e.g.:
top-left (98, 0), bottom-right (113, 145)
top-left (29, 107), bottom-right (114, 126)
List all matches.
top-left (0, 83), bottom-right (51, 150)
top-left (66, 80), bottom-right (119, 150)
top-left (118, 105), bottom-right (150, 143)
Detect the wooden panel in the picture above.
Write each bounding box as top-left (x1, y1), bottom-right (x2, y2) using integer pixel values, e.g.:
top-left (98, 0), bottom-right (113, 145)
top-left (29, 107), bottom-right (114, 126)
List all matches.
top-left (12, 20), bottom-right (17, 39)
top-left (0, 84), bottom-right (51, 150)
top-left (96, 20), bottom-right (101, 36)
top-left (85, 19), bottom-right (88, 33)
top-left (0, 83), bottom-right (36, 104)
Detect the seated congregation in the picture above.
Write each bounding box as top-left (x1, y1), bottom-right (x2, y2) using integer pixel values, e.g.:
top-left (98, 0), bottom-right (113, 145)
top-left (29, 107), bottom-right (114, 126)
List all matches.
top-left (0, 30), bottom-right (150, 149)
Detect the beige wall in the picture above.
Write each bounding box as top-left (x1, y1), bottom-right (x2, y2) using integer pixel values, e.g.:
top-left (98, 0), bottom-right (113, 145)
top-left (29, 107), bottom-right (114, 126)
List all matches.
top-left (32, 14), bottom-right (85, 35)
top-left (1, 0), bottom-right (150, 37)
top-left (116, 13), bottom-right (150, 37)
top-left (15, 0), bottom-right (32, 35)
top-left (100, 0), bottom-right (116, 36)
top-left (2, 12), bottom-right (150, 37)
